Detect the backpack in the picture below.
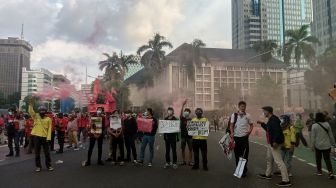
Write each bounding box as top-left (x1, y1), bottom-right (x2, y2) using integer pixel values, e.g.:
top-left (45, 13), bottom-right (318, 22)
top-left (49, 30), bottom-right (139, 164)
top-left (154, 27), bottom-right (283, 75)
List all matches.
top-left (226, 113), bottom-right (238, 134)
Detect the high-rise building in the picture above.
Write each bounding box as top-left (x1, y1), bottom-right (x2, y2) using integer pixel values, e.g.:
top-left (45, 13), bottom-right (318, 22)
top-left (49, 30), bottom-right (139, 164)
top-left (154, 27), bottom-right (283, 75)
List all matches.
top-left (311, 0), bottom-right (336, 55)
top-left (0, 37), bottom-right (33, 97)
top-left (53, 74), bottom-right (70, 87)
top-left (19, 68), bottom-right (53, 110)
top-left (232, 0), bottom-right (312, 49)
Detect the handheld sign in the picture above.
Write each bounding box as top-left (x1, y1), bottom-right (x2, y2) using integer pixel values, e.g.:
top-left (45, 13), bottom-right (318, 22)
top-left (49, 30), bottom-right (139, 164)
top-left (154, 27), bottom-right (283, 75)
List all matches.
top-left (110, 116), bottom-right (122, 130)
top-left (137, 118), bottom-right (153, 133)
top-left (90, 117), bottom-right (103, 134)
top-left (187, 121), bottom-right (209, 136)
top-left (159, 120), bottom-right (180, 133)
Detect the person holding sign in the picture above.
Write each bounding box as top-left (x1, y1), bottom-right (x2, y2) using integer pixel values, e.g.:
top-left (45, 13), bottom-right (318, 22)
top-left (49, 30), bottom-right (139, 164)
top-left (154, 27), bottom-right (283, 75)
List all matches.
top-left (180, 100), bottom-right (193, 166)
top-left (138, 108), bottom-right (158, 167)
top-left (163, 107), bottom-right (179, 169)
top-left (123, 110), bottom-right (138, 163)
top-left (191, 108), bottom-right (209, 171)
top-left (82, 107), bottom-right (106, 167)
top-left (108, 110), bottom-right (125, 166)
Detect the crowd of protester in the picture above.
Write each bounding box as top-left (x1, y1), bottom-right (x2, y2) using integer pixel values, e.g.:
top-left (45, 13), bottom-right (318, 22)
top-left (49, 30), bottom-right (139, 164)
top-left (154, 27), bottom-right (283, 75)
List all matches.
top-left (0, 98), bottom-right (335, 187)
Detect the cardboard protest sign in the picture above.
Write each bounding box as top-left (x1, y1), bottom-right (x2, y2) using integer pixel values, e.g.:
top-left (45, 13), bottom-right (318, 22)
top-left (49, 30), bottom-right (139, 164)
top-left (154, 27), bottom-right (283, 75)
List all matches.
top-left (234, 157), bottom-right (247, 178)
top-left (137, 118), bottom-right (153, 133)
top-left (159, 120), bottom-right (180, 133)
top-left (90, 117), bottom-right (103, 134)
top-left (110, 116), bottom-right (122, 130)
top-left (187, 121), bottom-right (209, 136)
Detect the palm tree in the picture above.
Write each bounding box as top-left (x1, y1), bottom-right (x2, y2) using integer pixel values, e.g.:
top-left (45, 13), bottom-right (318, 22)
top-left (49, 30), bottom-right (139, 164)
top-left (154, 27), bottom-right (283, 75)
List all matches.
top-left (252, 40), bottom-right (278, 70)
top-left (99, 51), bottom-right (138, 82)
top-left (283, 25), bottom-right (320, 69)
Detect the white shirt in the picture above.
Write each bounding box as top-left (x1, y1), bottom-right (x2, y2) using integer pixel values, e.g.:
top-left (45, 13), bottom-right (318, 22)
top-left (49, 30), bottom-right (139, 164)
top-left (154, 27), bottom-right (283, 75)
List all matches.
top-left (230, 113), bottom-right (252, 137)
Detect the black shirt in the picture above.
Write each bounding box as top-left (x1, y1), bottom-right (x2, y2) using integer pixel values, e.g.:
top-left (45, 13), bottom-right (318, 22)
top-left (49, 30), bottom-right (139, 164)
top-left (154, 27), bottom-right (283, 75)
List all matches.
top-left (123, 117), bottom-right (138, 136)
top-left (180, 116), bottom-right (192, 139)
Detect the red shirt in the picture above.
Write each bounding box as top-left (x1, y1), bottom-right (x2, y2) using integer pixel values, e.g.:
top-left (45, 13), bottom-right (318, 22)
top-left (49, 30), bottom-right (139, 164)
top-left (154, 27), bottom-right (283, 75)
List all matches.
top-left (57, 117), bottom-right (68, 132)
top-left (7, 116), bottom-right (19, 131)
top-left (0, 118), bottom-right (4, 128)
top-left (78, 117), bottom-right (88, 128)
top-left (25, 119), bottom-right (34, 136)
top-left (47, 114), bottom-right (56, 132)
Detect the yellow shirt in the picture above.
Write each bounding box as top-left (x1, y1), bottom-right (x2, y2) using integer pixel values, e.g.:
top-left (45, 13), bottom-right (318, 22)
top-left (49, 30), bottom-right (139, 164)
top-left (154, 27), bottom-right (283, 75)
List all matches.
top-left (191, 117), bottom-right (209, 140)
top-left (29, 105), bottom-right (52, 140)
top-left (283, 125), bottom-right (296, 149)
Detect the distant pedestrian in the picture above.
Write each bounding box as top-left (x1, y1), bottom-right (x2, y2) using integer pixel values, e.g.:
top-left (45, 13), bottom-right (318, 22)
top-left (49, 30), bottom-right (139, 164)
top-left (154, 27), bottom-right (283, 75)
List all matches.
top-left (294, 114), bottom-right (307, 147)
top-left (258, 106), bottom-right (291, 187)
top-left (311, 112), bottom-right (335, 179)
top-left (306, 113), bottom-right (315, 144)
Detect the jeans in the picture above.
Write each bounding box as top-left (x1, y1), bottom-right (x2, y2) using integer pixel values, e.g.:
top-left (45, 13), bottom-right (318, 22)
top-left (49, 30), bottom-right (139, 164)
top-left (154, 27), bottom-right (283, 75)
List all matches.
top-left (7, 132), bottom-right (20, 155)
top-left (234, 136), bottom-right (249, 175)
top-left (139, 135), bottom-right (155, 163)
top-left (281, 149), bottom-right (294, 173)
top-left (112, 137), bottom-right (124, 162)
top-left (77, 127), bottom-right (87, 142)
top-left (315, 148), bottom-right (333, 173)
top-left (266, 146), bottom-right (289, 182)
top-left (34, 136), bottom-right (51, 168)
top-left (295, 132), bottom-right (307, 147)
top-left (192, 139), bottom-right (207, 168)
top-left (18, 130), bottom-right (25, 145)
top-left (57, 131), bottom-right (65, 152)
top-left (24, 135), bottom-right (34, 153)
top-left (165, 139), bottom-right (177, 164)
top-left (87, 135), bottom-right (103, 163)
top-left (124, 134), bottom-right (137, 161)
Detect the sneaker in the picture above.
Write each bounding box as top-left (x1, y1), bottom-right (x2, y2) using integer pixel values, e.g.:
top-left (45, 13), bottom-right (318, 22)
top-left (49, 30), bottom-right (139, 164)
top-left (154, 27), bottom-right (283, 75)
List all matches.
top-left (329, 173), bottom-right (335, 180)
top-left (133, 160), bottom-right (138, 164)
top-left (258, 174), bottom-right (272, 180)
top-left (74, 147), bottom-right (79, 151)
top-left (172, 164), bottom-right (178, 169)
top-left (35, 167), bottom-right (41, 172)
top-left (315, 172), bottom-right (323, 176)
top-left (66, 145), bottom-right (72, 149)
top-left (148, 163), bottom-right (152, 167)
top-left (137, 160), bottom-right (144, 165)
top-left (164, 163), bottom-right (170, 169)
top-left (119, 161), bottom-right (125, 166)
top-left (5, 153), bottom-right (13, 157)
top-left (288, 173), bottom-right (293, 177)
top-left (82, 161), bottom-right (90, 167)
top-left (48, 167), bottom-right (54, 171)
top-left (277, 181), bottom-right (292, 187)
top-left (192, 166), bottom-right (199, 170)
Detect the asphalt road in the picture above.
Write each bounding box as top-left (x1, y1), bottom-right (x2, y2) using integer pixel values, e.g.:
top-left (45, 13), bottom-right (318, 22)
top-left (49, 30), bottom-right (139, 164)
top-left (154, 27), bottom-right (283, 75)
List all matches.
top-left (0, 132), bottom-right (335, 188)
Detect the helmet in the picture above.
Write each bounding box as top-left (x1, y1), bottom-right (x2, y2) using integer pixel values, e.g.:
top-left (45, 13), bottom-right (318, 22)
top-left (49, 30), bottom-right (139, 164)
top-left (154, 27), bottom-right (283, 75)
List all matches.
top-left (279, 114), bottom-right (290, 128)
top-left (38, 105), bottom-right (47, 112)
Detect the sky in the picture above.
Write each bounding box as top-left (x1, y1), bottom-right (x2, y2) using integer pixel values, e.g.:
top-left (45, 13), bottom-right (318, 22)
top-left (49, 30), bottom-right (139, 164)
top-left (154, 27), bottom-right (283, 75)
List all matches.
top-left (0, 0), bottom-right (232, 86)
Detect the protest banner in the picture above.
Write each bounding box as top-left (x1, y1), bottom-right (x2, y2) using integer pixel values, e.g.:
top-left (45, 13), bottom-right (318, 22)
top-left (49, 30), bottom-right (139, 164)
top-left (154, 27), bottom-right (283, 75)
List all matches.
top-left (137, 118), bottom-right (153, 133)
top-left (187, 121), bottom-right (209, 136)
top-left (159, 120), bottom-right (180, 133)
top-left (110, 116), bottom-right (122, 130)
top-left (90, 117), bottom-right (102, 134)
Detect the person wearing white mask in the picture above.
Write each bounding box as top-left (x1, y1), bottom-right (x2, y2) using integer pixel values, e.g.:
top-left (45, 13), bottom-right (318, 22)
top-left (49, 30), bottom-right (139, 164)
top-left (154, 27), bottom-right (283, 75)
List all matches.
top-left (180, 100), bottom-right (193, 166)
top-left (163, 107), bottom-right (179, 169)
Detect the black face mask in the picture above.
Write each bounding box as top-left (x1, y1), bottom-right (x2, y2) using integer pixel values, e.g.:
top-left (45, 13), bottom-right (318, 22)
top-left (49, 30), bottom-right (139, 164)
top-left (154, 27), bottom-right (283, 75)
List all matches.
top-left (196, 113), bottom-right (202, 118)
top-left (39, 112), bottom-right (46, 117)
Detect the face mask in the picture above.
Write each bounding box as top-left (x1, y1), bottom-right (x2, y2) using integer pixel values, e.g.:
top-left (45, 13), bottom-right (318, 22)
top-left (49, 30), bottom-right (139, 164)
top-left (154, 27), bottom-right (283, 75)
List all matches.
top-left (97, 111), bottom-right (102, 115)
top-left (167, 110), bottom-right (173, 116)
top-left (195, 111), bottom-right (202, 118)
top-left (280, 118), bottom-right (284, 125)
top-left (183, 111), bottom-right (190, 117)
top-left (39, 112), bottom-right (46, 117)
top-left (143, 112), bottom-right (148, 118)
top-left (8, 112), bottom-right (13, 116)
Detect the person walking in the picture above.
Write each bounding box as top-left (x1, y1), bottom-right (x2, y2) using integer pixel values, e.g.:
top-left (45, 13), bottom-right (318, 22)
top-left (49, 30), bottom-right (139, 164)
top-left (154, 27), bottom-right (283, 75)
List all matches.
top-left (294, 114), bottom-right (308, 147)
top-left (23, 114), bottom-right (34, 154)
top-left (5, 108), bottom-right (20, 157)
top-left (67, 114), bottom-right (79, 150)
top-left (163, 107), bottom-right (179, 169)
top-left (180, 100), bottom-right (193, 166)
top-left (28, 99), bottom-right (53, 172)
top-left (56, 113), bottom-right (68, 154)
top-left (311, 112), bottom-right (335, 179)
top-left (258, 106), bottom-right (291, 187)
top-left (229, 101), bottom-right (253, 178)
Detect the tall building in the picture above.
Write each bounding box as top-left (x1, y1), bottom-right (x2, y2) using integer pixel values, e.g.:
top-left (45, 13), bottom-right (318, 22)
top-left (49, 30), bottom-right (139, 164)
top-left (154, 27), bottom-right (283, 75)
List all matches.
top-left (78, 84), bottom-right (92, 109)
top-left (53, 74), bottom-right (70, 86)
top-left (232, 0), bottom-right (312, 49)
top-left (311, 0), bottom-right (336, 55)
top-left (0, 37), bottom-right (33, 97)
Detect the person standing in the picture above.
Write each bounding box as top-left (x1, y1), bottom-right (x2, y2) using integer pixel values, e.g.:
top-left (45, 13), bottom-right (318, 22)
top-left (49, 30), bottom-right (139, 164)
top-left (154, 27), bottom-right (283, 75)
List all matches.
top-left (123, 110), bottom-right (138, 163)
top-left (82, 107), bottom-right (105, 166)
top-left (108, 110), bottom-right (125, 165)
top-left (230, 101), bottom-right (253, 177)
top-left (17, 112), bottom-right (25, 146)
top-left (46, 112), bottom-right (56, 152)
top-left (77, 113), bottom-right (88, 144)
top-left (191, 108), bottom-right (209, 171)
top-left (258, 106), bottom-right (291, 187)
top-left (306, 113), bottom-right (315, 144)
top-left (163, 107), bottom-right (179, 169)
top-left (311, 112), bottom-right (335, 179)
top-left (28, 100), bottom-right (53, 172)
top-left (138, 108), bottom-right (158, 167)
top-left (23, 114), bottom-right (34, 154)
top-left (56, 113), bottom-right (68, 154)
top-left (180, 100), bottom-right (193, 166)
top-left (213, 114), bottom-right (219, 132)
top-left (294, 114), bottom-right (308, 147)
top-left (67, 114), bottom-right (79, 150)
top-left (5, 108), bottom-right (20, 157)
